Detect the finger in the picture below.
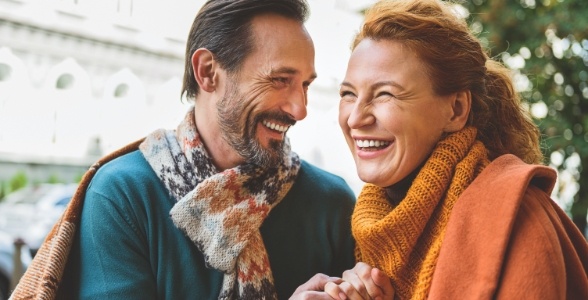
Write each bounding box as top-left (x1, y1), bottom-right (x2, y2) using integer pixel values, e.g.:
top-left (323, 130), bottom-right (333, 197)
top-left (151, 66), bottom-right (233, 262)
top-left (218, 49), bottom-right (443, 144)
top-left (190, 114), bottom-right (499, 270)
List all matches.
top-left (291, 274), bottom-right (343, 300)
top-left (294, 273), bottom-right (343, 294)
top-left (324, 281), bottom-right (346, 300)
top-left (341, 265), bottom-right (372, 299)
top-left (293, 291), bottom-right (339, 300)
top-left (338, 281), bottom-right (366, 300)
top-left (371, 268), bottom-right (394, 299)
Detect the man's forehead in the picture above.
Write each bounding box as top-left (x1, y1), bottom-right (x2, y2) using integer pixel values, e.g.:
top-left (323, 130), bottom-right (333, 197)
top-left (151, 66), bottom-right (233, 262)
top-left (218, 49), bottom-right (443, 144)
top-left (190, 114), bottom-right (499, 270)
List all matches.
top-left (243, 14), bottom-right (316, 80)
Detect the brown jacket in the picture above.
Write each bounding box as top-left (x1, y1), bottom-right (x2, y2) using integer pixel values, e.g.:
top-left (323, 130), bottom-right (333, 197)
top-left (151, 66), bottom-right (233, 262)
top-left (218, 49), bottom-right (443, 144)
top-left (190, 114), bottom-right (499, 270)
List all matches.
top-left (429, 154), bottom-right (588, 299)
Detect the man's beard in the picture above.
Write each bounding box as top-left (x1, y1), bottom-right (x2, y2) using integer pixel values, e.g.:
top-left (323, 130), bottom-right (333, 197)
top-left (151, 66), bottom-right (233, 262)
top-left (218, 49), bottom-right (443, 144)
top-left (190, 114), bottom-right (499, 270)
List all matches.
top-left (217, 81), bottom-right (294, 168)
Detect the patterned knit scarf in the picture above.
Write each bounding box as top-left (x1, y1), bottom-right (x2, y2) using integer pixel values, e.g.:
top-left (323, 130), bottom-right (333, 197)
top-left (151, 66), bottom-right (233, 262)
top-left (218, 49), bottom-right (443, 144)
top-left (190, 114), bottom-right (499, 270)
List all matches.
top-left (352, 127), bottom-right (489, 299)
top-left (139, 109), bottom-right (301, 300)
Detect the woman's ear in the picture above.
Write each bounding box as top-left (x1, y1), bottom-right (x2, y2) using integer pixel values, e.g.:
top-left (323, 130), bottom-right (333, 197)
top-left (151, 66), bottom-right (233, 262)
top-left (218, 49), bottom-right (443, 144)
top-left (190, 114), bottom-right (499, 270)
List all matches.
top-left (445, 90), bottom-right (472, 132)
top-left (191, 48), bottom-right (217, 93)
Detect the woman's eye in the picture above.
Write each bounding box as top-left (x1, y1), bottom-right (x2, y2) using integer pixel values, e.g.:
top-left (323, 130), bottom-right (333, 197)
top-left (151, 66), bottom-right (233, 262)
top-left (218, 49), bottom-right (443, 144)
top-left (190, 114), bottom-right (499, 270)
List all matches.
top-left (377, 92), bottom-right (394, 98)
top-left (339, 91), bottom-right (354, 97)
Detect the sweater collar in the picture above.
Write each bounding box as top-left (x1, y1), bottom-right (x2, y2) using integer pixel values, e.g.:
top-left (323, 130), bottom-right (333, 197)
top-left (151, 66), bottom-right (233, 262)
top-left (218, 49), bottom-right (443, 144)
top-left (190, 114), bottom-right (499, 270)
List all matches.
top-left (353, 127), bottom-right (490, 299)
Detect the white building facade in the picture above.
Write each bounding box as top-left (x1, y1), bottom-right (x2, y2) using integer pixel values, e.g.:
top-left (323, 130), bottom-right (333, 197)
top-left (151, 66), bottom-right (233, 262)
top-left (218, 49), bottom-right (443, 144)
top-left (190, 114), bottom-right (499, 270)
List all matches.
top-left (0, 0), bottom-right (375, 193)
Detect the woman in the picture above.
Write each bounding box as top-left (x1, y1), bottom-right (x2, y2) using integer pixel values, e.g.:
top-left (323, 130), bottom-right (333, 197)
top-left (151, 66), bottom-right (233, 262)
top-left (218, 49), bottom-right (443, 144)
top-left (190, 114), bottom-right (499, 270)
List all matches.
top-left (318, 0), bottom-right (588, 299)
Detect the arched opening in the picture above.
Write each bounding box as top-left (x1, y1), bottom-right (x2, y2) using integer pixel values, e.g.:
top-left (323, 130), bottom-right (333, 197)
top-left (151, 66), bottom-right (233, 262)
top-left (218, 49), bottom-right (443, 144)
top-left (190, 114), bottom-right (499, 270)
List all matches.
top-left (0, 63), bottom-right (12, 82)
top-left (114, 83), bottom-right (130, 98)
top-left (55, 73), bottom-right (75, 89)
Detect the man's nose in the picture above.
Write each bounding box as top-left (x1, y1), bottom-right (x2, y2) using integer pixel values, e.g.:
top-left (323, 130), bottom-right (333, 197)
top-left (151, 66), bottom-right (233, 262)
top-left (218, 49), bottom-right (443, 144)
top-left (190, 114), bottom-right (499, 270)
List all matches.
top-left (281, 86), bottom-right (308, 121)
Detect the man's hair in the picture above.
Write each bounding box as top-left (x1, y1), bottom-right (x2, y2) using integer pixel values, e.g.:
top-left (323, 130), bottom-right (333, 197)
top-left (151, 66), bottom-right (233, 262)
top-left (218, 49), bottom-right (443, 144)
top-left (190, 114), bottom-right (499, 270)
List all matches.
top-left (181, 0), bottom-right (310, 100)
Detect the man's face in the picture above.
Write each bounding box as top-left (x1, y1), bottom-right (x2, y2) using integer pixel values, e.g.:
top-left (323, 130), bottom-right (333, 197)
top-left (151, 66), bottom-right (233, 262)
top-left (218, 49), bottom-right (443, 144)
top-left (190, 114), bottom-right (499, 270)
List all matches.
top-left (216, 13), bottom-right (316, 167)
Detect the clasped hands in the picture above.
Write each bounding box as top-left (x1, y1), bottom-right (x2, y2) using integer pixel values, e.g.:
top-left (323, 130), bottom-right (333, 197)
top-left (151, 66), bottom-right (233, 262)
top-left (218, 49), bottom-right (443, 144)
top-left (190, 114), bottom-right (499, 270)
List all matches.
top-left (290, 262), bottom-right (395, 300)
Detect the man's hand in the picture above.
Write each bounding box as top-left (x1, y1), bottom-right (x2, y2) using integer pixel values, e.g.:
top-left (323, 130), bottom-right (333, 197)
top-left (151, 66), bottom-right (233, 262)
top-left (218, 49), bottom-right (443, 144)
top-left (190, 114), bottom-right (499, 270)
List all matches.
top-left (323, 262), bottom-right (394, 300)
top-left (289, 273), bottom-right (343, 300)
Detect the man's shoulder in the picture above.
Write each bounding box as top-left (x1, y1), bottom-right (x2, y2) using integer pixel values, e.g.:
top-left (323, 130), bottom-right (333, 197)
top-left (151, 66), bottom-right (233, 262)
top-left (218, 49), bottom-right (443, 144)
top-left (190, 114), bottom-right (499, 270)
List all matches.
top-left (293, 160), bottom-right (355, 200)
top-left (298, 160), bottom-right (348, 185)
top-left (85, 149), bottom-right (171, 210)
top-left (276, 160), bottom-right (356, 221)
top-left (96, 149), bottom-right (146, 170)
top-left (91, 149), bottom-right (158, 185)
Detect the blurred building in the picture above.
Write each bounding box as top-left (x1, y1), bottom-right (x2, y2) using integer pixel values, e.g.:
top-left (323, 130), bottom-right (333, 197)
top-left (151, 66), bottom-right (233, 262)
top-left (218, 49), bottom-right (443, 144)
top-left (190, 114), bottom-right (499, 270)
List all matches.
top-left (0, 0), bottom-right (376, 193)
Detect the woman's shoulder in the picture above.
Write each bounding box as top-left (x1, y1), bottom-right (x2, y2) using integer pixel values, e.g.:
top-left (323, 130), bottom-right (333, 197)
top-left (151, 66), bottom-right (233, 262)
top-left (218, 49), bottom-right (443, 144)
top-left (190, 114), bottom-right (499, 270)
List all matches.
top-left (451, 154), bottom-right (559, 234)
top-left (431, 154), bottom-right (585, 298)
top-left (470, 154), bottom-right (557, 199)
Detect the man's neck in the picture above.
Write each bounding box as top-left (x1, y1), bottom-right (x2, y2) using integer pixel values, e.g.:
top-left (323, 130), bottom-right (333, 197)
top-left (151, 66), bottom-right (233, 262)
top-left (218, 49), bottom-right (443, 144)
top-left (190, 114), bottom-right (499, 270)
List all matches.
top-left (193, 108), bottom-right (243, 171)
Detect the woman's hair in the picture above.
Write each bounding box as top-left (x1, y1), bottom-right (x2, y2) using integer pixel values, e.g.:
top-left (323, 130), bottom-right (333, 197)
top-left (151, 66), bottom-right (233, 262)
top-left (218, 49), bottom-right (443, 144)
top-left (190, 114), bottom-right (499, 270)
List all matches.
top-left (182, 0), bottom-right (309, 100)
top-left (354, 0), bottom-right (543, 164)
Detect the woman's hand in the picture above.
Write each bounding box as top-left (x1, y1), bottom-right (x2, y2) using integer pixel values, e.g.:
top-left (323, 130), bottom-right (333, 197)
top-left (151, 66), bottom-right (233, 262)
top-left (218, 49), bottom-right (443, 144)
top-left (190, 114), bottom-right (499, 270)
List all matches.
top-left (323, 262), bottom-right (394, 300)
top-left (289, 273), bottom-right (343, 300)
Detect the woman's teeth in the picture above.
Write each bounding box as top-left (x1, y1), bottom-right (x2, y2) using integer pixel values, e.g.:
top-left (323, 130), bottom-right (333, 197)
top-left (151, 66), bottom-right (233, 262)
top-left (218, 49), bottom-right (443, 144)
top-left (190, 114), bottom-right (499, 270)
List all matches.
top-left (263, 120), bottom-right (289, 133)
top-left (356, 139), bottom-right (390, 149)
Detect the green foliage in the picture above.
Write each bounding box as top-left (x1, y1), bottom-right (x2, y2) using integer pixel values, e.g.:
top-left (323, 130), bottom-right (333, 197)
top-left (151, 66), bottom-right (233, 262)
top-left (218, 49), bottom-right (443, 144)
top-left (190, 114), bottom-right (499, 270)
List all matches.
top-left (0, 169), bottom-right (84, 201)
top-left (0, 181), bottom-right (5, 202)
top-left (9, 171), bottom-right (28, 194)
top-left (0, 172), bottom-right (29, 202)
top-left (47, 173), bottom-right (62, 184)
top-left (74, 172), bottom-right (84, 184)
top-left (464, 0), bottom-right (588, 235)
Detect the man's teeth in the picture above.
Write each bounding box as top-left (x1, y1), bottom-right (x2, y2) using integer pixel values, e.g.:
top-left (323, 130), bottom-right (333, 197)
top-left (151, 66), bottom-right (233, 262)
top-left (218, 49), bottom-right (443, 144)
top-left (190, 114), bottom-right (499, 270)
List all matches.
top-left (263, 120), bottom-right (289, 133)
top-left (356, 140), bottom-right (390, 148)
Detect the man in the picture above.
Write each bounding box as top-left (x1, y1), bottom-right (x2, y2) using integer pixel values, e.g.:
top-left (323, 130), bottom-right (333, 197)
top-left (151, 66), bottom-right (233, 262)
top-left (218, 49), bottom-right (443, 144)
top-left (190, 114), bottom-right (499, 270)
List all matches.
top-left (10, 0), bottom-right (355, 299)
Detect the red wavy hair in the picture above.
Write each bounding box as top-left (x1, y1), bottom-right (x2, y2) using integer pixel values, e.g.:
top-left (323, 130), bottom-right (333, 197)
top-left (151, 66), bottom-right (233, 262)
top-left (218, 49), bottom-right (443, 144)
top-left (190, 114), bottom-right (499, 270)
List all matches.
top-left (354, 0), bottom-right (543, 164)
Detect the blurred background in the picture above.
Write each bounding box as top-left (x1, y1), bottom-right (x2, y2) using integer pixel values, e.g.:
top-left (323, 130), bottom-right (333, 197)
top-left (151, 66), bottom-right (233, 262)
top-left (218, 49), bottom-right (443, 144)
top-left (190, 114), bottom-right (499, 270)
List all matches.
top-left (0, 0), bottom-right (587, 297)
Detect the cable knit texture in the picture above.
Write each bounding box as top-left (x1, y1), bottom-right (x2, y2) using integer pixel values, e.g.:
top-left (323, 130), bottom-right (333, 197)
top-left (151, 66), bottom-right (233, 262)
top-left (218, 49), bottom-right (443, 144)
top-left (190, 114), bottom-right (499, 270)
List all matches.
top-left (352, 127), bottom-right (490, 299)
top-left (139, 108), bottom-right (300, 300)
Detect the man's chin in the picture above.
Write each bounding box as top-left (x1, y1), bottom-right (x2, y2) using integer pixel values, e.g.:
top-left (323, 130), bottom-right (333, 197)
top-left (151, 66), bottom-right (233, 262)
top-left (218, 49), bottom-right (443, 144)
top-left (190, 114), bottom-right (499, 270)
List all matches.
top-left (249, 140), bottom-right (283, 167)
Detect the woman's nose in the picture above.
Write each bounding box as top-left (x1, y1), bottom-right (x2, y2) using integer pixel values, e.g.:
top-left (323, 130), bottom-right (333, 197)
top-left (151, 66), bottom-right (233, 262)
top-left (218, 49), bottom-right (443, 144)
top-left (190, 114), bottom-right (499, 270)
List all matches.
top-left (347, 102), bottom-right (375, 129)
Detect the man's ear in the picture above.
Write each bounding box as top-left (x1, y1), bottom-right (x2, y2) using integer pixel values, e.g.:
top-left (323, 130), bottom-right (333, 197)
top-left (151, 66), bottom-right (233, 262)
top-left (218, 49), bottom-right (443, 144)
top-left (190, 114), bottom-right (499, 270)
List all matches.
top-left (191, 48), bottom-right (217, 93)
top-left (445, 90), bottom-right (472, 132)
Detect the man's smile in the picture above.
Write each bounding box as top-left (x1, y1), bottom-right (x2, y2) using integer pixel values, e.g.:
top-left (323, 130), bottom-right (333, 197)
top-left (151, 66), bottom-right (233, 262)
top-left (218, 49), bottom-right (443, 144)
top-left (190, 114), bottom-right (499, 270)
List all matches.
top-left (262, 120), bottom-right (290, 133)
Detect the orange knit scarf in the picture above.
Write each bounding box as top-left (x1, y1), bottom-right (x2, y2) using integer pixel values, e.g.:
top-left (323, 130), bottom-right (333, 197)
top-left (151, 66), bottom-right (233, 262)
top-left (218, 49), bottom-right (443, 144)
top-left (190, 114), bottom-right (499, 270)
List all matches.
top-left (352, 127), bottom-right (490, 299)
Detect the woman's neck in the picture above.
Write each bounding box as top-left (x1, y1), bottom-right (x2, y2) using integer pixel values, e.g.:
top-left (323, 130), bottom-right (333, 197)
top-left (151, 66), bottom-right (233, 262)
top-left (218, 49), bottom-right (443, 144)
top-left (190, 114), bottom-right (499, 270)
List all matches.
top-left (385, 166), bottom-right (422, 206)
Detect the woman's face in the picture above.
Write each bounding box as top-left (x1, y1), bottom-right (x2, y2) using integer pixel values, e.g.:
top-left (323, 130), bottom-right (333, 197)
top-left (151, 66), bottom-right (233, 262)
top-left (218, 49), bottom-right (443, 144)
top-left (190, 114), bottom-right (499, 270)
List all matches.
top-left (339, 38), bottom-right (456, 187)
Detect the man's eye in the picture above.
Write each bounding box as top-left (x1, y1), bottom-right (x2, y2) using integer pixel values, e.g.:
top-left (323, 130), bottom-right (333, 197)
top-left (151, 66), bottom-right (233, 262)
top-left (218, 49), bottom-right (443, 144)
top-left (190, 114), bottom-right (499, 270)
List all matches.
top-left (272, 77), bottom-right (290, 84)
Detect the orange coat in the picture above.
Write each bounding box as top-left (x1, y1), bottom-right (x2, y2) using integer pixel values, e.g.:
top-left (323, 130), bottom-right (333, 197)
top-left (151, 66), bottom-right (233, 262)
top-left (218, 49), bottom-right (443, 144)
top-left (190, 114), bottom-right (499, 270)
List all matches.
top-left (429, 154), bottom-right (588, 299)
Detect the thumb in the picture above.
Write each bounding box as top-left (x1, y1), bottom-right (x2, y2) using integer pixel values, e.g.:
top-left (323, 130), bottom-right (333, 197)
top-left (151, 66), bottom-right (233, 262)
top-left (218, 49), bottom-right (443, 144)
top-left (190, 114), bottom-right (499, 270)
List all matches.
top-left (372, 268), bottom-right (394, 299)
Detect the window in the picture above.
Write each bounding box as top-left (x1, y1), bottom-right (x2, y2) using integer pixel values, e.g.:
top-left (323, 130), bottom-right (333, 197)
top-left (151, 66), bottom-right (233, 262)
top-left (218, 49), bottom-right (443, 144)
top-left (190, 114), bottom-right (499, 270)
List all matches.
top-left (114, 83), bottom-right (130, 98)
top-left (55, 73), bottom-right (75, 89)
top-left (0, 63), bottom-right (11, 82)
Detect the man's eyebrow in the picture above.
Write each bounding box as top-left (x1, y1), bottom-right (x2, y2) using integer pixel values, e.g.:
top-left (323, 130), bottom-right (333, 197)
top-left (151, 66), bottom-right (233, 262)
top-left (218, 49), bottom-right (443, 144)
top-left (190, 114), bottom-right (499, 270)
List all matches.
top-left (271, 67), bottom-right (317, 80)
top-left (340, 80), bottom-right (404, 90)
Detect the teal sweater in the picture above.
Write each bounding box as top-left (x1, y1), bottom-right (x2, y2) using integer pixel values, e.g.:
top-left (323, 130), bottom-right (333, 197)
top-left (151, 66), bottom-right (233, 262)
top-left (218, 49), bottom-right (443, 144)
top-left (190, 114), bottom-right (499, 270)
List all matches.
top-left (60, 150), bottom-right (355, 299)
